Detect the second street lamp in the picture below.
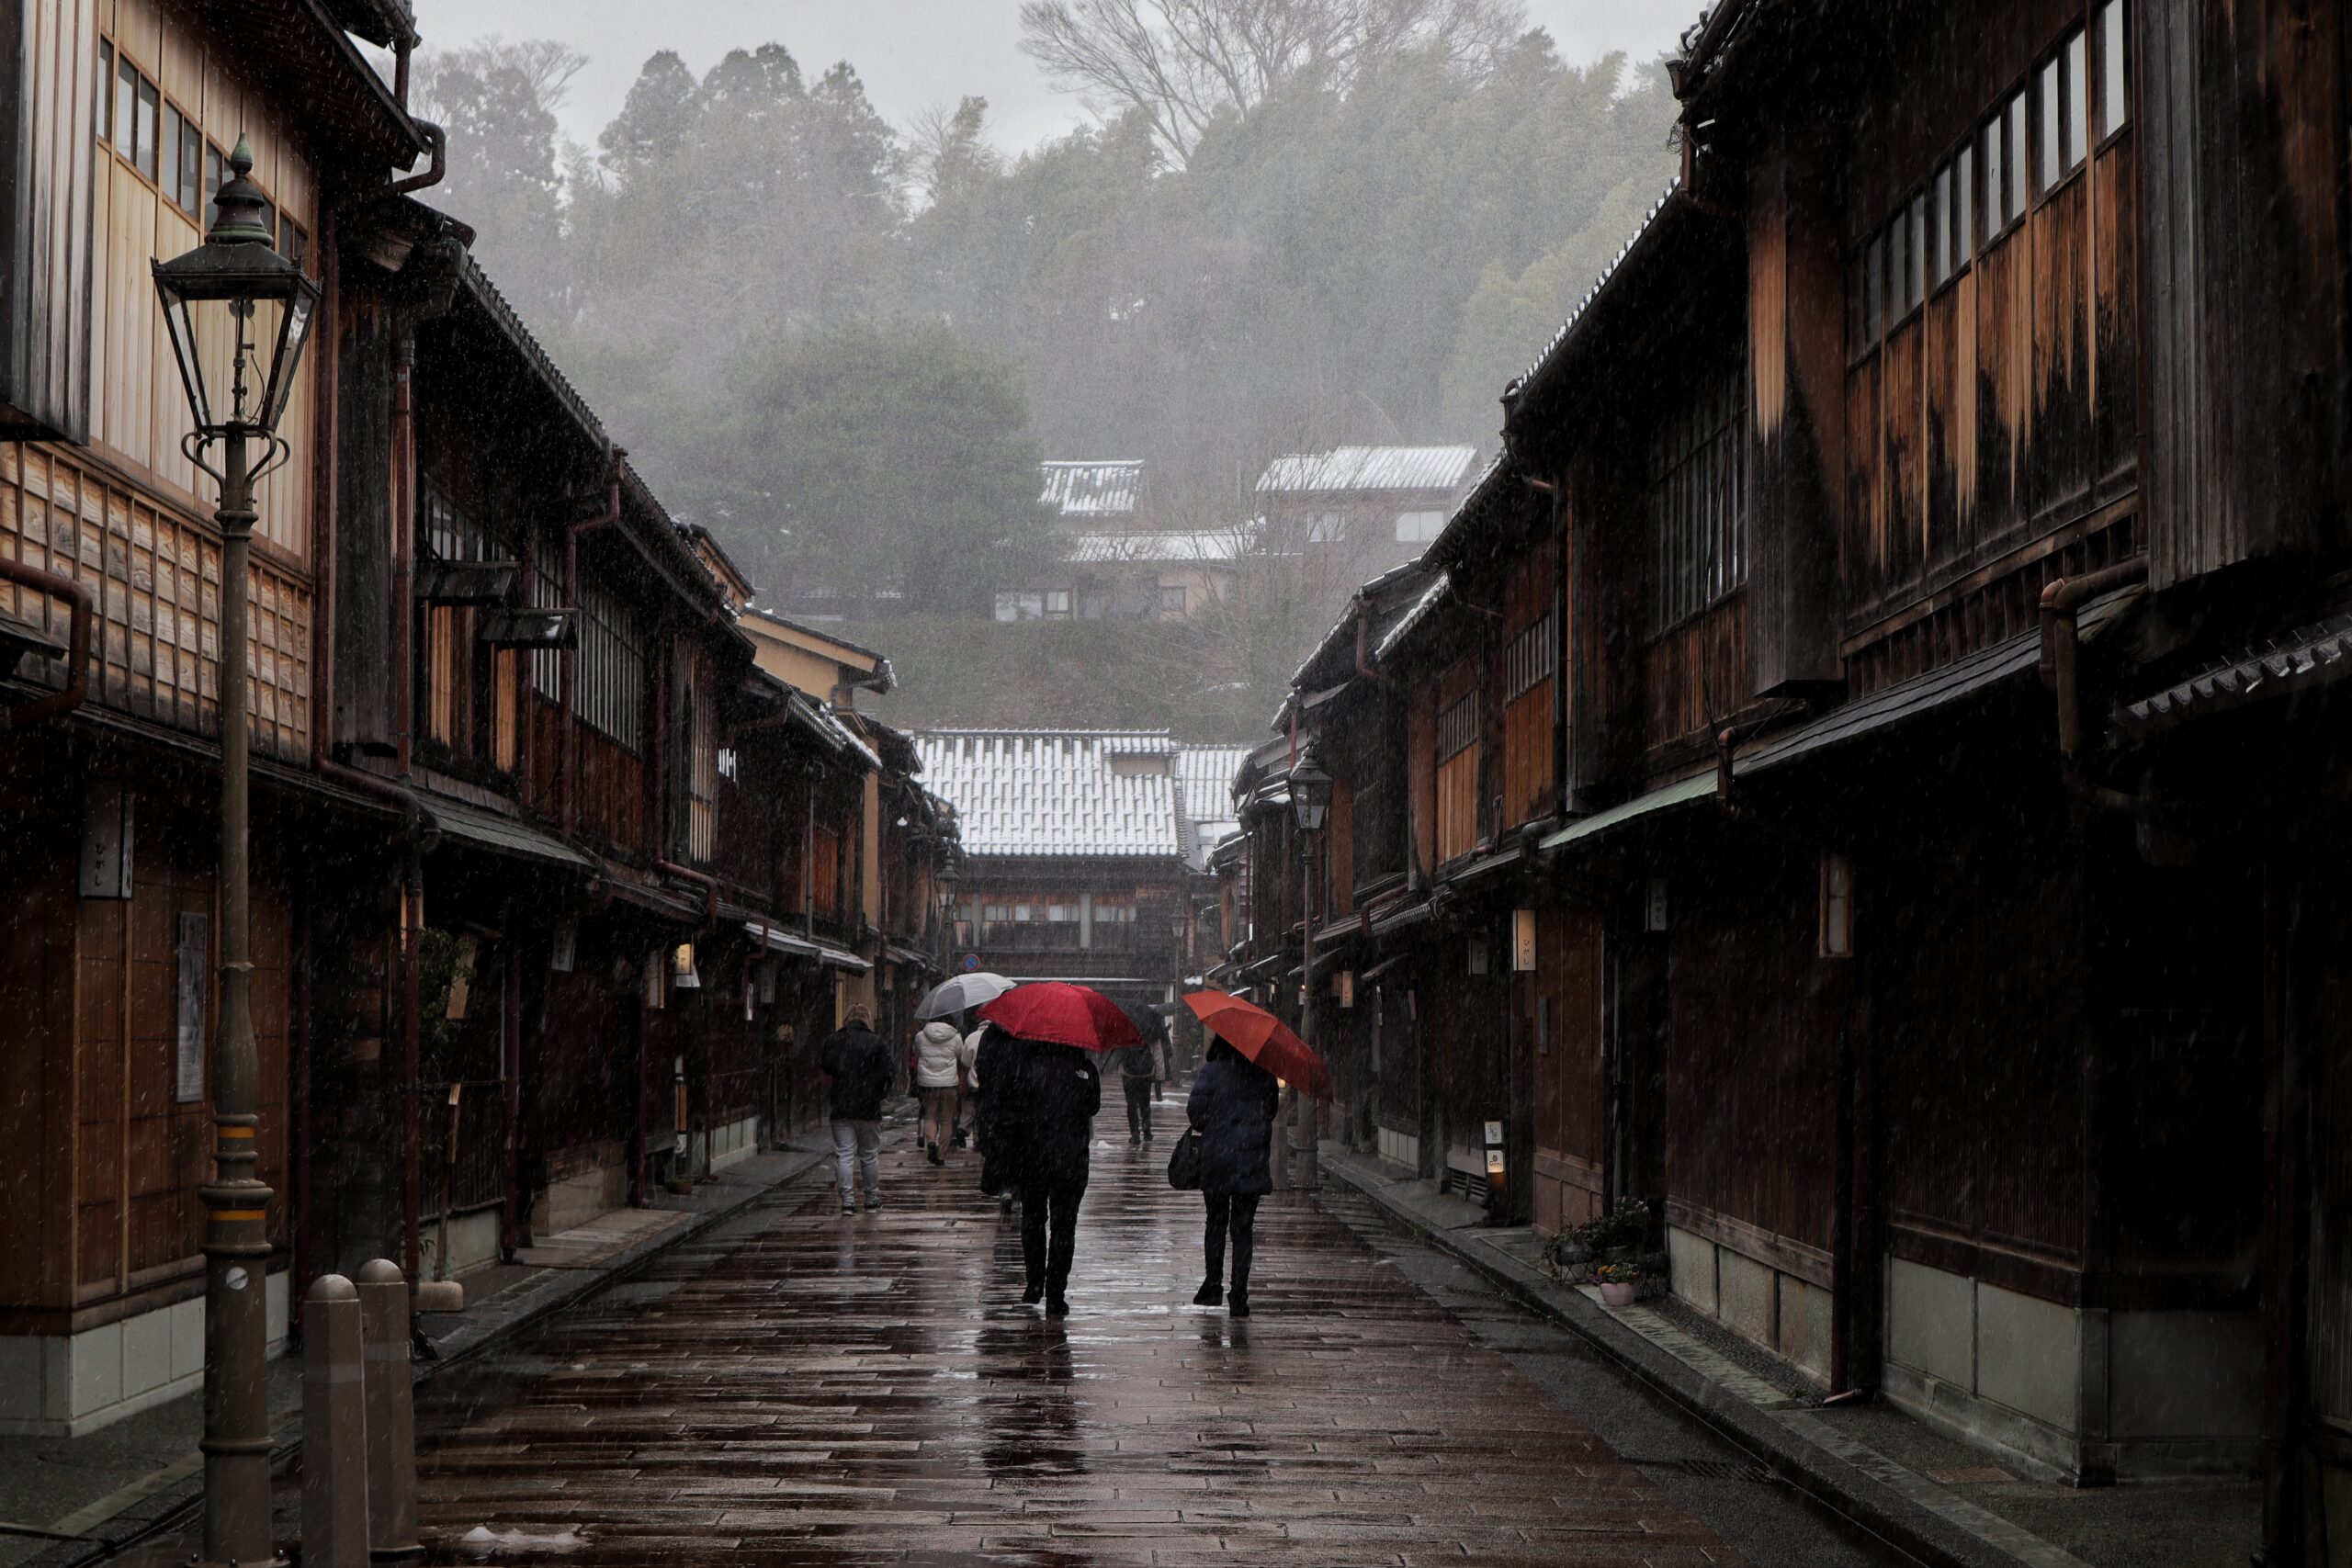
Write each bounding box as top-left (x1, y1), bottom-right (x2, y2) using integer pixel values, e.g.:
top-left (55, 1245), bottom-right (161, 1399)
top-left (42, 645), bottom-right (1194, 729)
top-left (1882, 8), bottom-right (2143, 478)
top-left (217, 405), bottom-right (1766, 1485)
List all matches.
top-left (1287, 756), bottom-right (1331, 1189)
top-left (152, 133), bottom-right (321, 1568)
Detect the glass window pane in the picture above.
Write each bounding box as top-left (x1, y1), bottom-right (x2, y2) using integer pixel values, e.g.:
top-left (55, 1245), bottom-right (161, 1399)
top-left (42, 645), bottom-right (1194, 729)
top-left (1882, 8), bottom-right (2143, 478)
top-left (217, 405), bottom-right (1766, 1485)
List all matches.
top-left (2038, 59), bottom-right (2061, 191)
top-left (1930, 166), bottom-right (1951, 284)
top-left (1982, 118), bottom-right (2002, 234)
top-left (1864, 235), bottom-right (1882, 338)
top-left (161, 106), bottom-right (181, 209)
top-left (1958, 145), bottom-right (1973, 261)
top-left (2066, 30), bottom-right (2089, 165)
top-left (2101, 1), bottom-right (2129, 135)
top-left (96, 40), bottom-right (112, 141)
top-left (182, 125), bottom-right (202, 217)
top-left (206, 143), bottom-right (222, 226)
top-left (1907, 194), bottom-right (1926, 307)
top-left (2007, 92), bottom-right (2029, 214)
top-left (114, 58), bottom-right (136, 154)
top-left (135, 76), bottom-right (156, 181)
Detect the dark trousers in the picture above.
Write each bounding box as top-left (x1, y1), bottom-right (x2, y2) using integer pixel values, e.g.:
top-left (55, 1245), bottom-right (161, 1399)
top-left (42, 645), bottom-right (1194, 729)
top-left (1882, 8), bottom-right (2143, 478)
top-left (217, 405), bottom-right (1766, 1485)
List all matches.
top-left (1204, 1192), bottom-right (1261, 1293)
top-left (1123, 1077), bottom-right (1154, 1140)
top-left (1020, 1174), bottom-right (1088, 1298)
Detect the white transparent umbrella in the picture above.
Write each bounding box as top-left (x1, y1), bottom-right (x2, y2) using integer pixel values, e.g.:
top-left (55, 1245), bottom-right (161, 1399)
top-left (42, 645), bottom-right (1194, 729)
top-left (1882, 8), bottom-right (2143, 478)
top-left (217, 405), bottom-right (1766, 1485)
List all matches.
top-left (915, 971), bottom-right (1015, 1021)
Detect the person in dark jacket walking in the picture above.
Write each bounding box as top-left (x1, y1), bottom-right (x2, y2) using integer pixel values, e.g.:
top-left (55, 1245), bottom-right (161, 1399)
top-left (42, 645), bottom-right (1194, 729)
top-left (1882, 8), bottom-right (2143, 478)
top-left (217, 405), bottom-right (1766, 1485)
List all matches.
top-left (1186, 1039), bottom-right (1281, 1315)
top-left (1012, 1041), bottom-right (1101, 1314)
top-left (819, 1004), bottom-right (893, 1214)
top-left (1116, 1036), bottom-right (1163, 1145)
top-left (971, 1024), bottom-right (1026, 1214)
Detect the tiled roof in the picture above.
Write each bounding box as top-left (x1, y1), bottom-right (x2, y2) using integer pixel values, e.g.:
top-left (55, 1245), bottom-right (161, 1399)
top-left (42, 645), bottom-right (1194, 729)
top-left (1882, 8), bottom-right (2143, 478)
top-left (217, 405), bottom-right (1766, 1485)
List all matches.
top-left (1041, 461), bottom-right (1145, 518)
top-left (1254, 446), bottom-right (1481, 496)
top-left (1066, 530), bottom-right (1252, 565)
top-left (913, 730), bottom-right (1183, 860)
top-left (1173, 744), bottom-right (1252, 871)
top-left (1506, 179), bottom-right (1684, 412)
top-left (2116, 609), bottom-right (2352, 740)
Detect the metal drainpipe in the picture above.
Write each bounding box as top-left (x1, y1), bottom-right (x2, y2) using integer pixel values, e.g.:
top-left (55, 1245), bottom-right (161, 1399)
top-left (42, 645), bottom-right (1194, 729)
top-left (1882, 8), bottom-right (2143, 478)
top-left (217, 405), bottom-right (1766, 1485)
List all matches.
top-left (0, 559), bottom-right (93, 729)
top-left (2038, 558), bottom-right (2148, 812)
top-left (561, 452), bottom-right (625, 835)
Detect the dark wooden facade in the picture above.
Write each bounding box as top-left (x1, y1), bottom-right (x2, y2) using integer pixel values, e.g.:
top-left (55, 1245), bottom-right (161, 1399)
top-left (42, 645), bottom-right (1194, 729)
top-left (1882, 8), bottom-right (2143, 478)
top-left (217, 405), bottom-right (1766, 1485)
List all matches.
top-left (0, 0), bottom-right (947, 1438)
top-left (1231, 0), bottom-right (2352, 1543)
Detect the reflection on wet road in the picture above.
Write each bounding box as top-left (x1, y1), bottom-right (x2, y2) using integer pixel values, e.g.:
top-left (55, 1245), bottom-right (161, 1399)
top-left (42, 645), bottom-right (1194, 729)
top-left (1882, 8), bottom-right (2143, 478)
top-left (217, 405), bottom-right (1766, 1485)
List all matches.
top-left (413, 1096), bottom-right (1752, 1565)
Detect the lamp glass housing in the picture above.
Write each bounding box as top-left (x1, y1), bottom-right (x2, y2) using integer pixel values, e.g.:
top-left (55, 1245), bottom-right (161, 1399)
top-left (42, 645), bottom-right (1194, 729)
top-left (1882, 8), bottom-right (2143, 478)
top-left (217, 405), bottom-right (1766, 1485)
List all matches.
top-left (150, 138), bottom-right (319, 440)
top-left (1289, 757), bottom-right (1331, 833)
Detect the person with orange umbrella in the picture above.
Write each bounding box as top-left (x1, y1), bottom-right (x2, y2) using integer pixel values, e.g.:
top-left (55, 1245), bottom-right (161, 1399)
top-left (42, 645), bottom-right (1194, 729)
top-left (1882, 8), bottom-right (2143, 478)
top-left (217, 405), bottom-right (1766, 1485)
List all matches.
top-left (1181, 989), bottom-right (1332, 1315)
top-left (976, 983), bottom-right (1138, 1315)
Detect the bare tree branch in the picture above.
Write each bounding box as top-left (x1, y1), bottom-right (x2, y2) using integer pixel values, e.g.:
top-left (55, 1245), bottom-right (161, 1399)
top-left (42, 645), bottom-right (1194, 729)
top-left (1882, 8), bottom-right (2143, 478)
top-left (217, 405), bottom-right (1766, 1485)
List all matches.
top-left (1020, 0), bottom-right (1525, 164)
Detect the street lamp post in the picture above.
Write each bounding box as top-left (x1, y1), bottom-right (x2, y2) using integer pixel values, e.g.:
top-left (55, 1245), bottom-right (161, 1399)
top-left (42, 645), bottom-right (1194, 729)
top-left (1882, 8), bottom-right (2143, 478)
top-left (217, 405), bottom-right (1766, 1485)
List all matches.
top-left (1289, 756), bottom-right (1331, 1191)
top-left (153, 135), bottom-right (321, 1568)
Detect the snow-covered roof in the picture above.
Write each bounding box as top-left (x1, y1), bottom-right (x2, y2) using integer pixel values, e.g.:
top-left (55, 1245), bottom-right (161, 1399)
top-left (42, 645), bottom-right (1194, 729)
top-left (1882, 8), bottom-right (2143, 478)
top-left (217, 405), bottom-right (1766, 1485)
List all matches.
top-left (1040, 460), bottom-right (1145, 519)
top-left (1172, 743), bottom-right (1252, 872)
top-left (1065, 530), bottom-right (1252, 565)
top-left (1254, 445), bottom-right (1480, 496)
top-left (914, 730), bottom-right (1183, 860)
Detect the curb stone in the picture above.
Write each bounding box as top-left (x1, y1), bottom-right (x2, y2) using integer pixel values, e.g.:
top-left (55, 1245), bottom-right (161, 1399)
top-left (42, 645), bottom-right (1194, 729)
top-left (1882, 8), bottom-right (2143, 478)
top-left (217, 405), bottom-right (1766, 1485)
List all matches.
top-left (18, 1145), bottom-right (832, 1568)
top-left (1321, 1147), bottom-right (2067, 1568)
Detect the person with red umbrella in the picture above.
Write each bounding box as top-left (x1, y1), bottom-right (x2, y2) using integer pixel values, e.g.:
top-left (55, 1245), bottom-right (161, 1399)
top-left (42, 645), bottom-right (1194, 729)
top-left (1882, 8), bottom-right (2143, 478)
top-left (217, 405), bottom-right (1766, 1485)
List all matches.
top-left (1184, 1038), bottom-right (1282, 1315)
top-left (976, 983), bottom-right (1138, 1315)
top-left (1180, 989), bottom-right (1333, 1315)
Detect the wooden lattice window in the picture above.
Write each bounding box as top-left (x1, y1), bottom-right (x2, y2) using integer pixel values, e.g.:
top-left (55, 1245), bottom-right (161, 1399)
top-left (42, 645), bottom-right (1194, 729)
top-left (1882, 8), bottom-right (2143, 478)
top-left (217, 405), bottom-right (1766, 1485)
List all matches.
top-left (577, 581), bottom-right (646, 753)
top-left (1648, 356), bottom-right (1747, 636)
top-left (1436, 694), bottom-right (1478, 762)
top-left (1504, 611), bottom-right (1556, 703)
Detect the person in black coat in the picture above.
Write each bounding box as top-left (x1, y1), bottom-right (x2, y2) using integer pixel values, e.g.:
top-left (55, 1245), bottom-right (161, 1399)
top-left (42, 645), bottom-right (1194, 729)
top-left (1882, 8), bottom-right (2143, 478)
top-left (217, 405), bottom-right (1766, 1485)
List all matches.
top-left (1185, 1039), bottom-right (1281, 1315)
top-left (972, 1025), bottom-right (1027, 1213)
top-left (819, 1005), bottom-right (894, 1215)
top-left (1012, 1040), bottom-right (1101, 1314)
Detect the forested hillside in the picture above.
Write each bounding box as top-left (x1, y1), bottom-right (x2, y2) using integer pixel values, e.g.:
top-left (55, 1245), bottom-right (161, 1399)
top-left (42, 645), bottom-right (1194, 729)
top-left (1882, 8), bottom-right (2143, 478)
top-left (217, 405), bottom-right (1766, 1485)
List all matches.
top-left (411, 6), bottom-right (1679, 732)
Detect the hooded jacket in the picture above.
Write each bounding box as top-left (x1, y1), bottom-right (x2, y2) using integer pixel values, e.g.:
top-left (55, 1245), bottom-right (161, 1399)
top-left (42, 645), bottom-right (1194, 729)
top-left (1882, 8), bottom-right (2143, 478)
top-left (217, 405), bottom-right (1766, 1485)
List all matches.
top-left (819, 1021), bottom-right (893, 1122)
top-left (912, 1021), bottom-right (964, 1089)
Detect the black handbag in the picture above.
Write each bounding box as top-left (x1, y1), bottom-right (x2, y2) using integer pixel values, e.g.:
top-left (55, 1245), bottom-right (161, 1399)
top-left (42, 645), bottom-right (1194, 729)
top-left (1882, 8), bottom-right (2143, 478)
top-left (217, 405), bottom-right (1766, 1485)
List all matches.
top-left (1167, 1126), bottom-right (1203, 1190)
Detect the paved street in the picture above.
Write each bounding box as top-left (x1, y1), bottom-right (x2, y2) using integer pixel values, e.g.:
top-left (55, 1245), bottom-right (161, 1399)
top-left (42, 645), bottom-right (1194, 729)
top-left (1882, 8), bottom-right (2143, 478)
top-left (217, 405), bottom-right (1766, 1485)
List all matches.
top-left (387, 1094), bottom-right (1896, 1568)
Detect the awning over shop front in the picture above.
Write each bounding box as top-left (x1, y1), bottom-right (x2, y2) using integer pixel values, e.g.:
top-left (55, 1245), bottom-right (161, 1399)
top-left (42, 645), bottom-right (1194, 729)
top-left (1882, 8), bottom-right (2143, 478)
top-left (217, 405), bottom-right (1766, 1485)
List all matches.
top-left (423, 793), bottom-right (596, 872)
top-left (2115, 607), bottom-right (2352, 742)
top-left (1738, 586), bottom-right (2142, 776)
top-left (742, 921), bottom-right (872, 973)
top-left (1537, 772), bottom-right (1715, 853)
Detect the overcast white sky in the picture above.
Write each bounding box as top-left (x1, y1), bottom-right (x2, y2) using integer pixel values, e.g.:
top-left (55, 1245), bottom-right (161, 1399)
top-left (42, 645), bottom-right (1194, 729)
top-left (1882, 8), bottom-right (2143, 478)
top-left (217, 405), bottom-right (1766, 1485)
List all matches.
top-left (407, 1), bottom-right (1699, 160)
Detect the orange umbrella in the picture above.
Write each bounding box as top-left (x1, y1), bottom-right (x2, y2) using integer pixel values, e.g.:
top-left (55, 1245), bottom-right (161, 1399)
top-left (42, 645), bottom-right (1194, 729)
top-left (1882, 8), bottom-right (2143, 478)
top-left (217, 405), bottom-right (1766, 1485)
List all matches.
top-left (1183, 989), bottom-right (1332, 1099)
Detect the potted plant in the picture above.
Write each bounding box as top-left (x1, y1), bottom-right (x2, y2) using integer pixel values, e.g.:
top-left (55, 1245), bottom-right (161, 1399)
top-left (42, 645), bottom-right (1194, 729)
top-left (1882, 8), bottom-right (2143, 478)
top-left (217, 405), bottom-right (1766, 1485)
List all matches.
top-left (1595, 1261), bottom-right (1643, 1307)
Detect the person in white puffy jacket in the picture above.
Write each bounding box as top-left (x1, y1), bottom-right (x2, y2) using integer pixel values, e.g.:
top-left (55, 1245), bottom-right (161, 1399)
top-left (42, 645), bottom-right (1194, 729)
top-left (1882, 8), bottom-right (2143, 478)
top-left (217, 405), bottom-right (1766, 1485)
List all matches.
top-left (912, 1019), bottom-right (964, 1165)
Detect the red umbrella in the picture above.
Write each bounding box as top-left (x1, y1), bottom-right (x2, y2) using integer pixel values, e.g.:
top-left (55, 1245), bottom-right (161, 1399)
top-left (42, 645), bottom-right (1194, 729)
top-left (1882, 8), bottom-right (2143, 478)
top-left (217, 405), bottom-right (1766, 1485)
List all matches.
top-left (1182, 989), bottom-right (1331, 1099)
top-left (978, 982), bottom-right (1142, 1053)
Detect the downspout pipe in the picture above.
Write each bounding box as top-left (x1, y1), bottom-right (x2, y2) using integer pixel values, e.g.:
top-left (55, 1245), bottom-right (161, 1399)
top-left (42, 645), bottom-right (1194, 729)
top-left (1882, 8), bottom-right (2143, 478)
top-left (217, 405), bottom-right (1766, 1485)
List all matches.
top-left (561, 451), bottom-right (625, 836)
top-left (0, 558), bottom-right (94, 729)
top-left (2038, 559), bottom-right (2148, 813)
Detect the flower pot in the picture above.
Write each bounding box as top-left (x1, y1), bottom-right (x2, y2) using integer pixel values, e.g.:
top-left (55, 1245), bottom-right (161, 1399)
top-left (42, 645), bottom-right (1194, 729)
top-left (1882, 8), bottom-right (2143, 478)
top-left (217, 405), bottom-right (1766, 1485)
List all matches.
top-left (1598, 1280), bottom-right (1638, 1307)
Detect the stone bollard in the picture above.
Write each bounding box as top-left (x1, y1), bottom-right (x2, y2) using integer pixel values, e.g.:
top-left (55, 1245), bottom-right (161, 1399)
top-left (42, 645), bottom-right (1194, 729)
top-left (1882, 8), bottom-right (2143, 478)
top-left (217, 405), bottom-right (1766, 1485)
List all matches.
top-left (302, 1274), bottom-right (371, 1568)
top-left (356, 1259), bottom-right (422, 1562)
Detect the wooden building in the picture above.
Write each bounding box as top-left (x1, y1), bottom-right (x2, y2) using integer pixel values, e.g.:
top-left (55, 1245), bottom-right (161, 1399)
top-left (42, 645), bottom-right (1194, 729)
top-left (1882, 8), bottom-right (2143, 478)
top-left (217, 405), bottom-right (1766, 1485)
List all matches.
top-left (1239, 0), bottom-right (2352, 1550)
top-left (915, 729), bottom-right (1216, 1017)
top-left (0, 0), bottom-right (426, 1436)
top-left (0, 0), bottom-right (946, 1438)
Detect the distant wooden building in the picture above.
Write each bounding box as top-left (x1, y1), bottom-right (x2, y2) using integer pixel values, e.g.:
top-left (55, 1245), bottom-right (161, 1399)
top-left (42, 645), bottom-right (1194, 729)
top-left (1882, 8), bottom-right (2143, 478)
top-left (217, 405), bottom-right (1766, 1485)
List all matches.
top-left (916, 730), bottom-right (1243, 1016)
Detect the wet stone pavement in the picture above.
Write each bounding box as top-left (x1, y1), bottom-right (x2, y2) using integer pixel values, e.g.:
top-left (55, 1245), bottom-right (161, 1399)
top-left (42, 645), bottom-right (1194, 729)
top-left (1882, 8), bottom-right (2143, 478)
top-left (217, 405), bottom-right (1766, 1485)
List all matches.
top-left (373, 1094), bottom-right (1890, 1567)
